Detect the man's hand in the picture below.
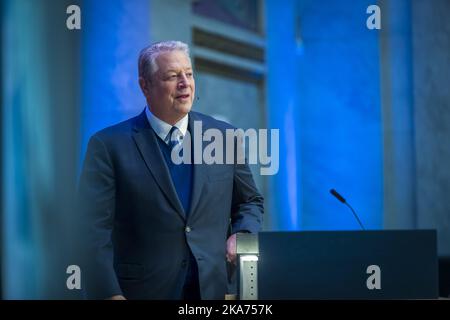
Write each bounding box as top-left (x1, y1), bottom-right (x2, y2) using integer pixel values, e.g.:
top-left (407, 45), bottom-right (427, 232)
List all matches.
top-left (226, 233), bottom-right (238, 265)
top-left (107, 295), bottom-right (126, 300)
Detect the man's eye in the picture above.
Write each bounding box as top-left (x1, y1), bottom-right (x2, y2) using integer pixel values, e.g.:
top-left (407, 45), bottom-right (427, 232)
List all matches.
top-left (186, 73), bottom-right (193, 78)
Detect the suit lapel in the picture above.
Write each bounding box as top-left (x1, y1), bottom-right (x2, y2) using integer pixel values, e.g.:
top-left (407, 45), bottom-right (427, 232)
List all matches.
top-left (132, 110), bottom-right (186, 220)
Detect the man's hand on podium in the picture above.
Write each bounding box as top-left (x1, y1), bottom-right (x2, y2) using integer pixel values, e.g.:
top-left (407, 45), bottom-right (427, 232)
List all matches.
top-left (107, 295), bottom-right (126, 300)
top-left (226, 233), bottom-right (238, 265)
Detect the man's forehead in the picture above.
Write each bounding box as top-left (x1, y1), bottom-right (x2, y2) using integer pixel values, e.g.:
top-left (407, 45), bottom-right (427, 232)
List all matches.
top-left (156, 51), bottom-right (192, 71)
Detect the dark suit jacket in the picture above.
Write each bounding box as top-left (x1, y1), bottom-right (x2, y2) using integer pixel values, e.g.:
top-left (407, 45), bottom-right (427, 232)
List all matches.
top-left (78, 109), bottom-right (263, 299)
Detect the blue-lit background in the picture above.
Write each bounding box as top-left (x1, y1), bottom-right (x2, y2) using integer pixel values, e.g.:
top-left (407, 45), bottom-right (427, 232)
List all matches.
top-left (266, 0), bottom-right (383, 231)
top-left (2, 0), bottom-right (450, 298)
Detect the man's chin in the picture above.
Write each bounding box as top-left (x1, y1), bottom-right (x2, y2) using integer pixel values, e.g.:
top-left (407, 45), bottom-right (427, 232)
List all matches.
top-left (174, 103), bottom-right (193, 114)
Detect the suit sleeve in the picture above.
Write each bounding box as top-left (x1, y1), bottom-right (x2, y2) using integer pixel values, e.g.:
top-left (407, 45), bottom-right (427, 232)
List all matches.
top-left (230, 137), bottom-right (264, 234)
top-left (78, 134), bottom-right (122, 299)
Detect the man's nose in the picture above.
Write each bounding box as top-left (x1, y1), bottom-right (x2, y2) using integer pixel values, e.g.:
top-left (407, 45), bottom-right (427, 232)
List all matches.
top-left (178, 74), bottom-right (189, 88)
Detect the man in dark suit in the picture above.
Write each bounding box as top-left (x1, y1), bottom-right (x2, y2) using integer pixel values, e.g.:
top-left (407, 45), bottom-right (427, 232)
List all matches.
top-left (78, 41), bottom-right (263, 300)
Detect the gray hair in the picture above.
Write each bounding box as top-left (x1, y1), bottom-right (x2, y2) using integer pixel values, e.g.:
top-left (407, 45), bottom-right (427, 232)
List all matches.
top-left (138, 40), bottom-right (190, 81)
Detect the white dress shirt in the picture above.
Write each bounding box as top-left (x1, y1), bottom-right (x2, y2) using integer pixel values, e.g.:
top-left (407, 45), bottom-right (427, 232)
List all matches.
top-left (145, 106), bottom-right (189, 145)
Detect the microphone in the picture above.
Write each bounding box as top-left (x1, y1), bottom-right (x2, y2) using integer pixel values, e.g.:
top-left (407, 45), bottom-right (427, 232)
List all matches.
top-left (329, 189), bottom-right (365, 230)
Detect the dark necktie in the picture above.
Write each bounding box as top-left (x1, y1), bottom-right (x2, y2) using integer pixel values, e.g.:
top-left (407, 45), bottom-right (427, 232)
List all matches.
top-left (167, 126), bottom-right (183, 150)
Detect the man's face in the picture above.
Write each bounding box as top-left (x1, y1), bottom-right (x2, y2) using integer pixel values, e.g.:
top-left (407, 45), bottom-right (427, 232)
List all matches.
top-left (143, 50), bottom-right (195, 123)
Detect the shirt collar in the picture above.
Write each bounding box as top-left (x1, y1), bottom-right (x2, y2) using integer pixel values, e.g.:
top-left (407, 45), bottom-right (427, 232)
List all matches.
top-left (145, 106), bottom-right (189, 143)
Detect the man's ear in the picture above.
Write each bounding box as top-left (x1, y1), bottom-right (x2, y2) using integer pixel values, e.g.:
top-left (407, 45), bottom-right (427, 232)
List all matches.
top-left (139, 77), bottom-right (150, 96)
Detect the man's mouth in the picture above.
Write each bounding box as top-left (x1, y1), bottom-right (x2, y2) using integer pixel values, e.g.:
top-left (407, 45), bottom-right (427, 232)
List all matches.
top-left (176, 94), bottom-right (190, 99)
